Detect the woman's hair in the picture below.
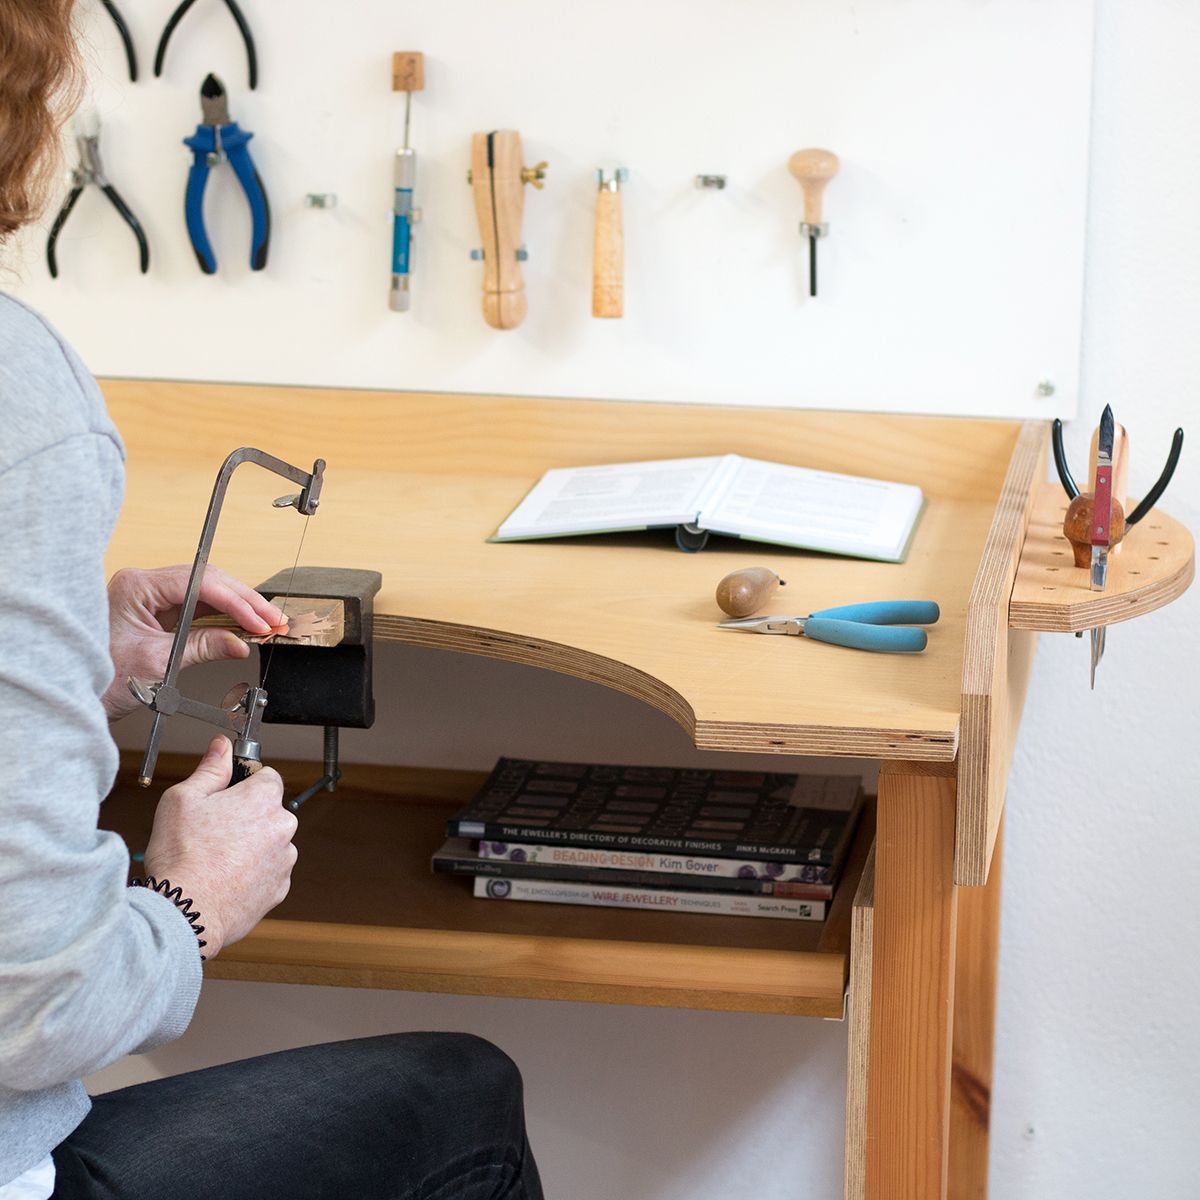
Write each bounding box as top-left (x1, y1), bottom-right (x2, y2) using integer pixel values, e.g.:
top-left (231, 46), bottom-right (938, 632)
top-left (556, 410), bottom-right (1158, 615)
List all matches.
top-left (0, 0), bottom-right (80, 243)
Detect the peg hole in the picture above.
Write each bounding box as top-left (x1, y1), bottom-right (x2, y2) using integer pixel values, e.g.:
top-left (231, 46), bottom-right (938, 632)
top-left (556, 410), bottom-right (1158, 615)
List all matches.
top-left (1157, 541), bottom-right (1169, 546)
top-left (1047, 567), bottom-right (1059, 572)
top-left (1130, 570), bottom-right (1141, 576)
top-left (1148, 556), bottom-right (1159, 561)
top-left (1042, 586), bottom-right (1056, 591)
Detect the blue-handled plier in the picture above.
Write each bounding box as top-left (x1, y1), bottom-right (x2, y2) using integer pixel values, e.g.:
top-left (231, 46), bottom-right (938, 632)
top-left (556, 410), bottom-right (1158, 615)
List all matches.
top-left (719, 600), bottom-right (940, 653)
top-left (183, 73), bottom-right (270, 274)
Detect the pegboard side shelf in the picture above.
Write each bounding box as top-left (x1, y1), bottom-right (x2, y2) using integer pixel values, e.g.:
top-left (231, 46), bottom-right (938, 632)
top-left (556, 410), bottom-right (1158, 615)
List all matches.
top-left (1009, 483), bottom-right (1194, 632)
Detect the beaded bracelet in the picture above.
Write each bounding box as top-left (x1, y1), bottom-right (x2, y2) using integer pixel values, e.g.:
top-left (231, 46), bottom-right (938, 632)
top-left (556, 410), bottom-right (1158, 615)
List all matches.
top-left (129, 876), bottom-right (207, 960)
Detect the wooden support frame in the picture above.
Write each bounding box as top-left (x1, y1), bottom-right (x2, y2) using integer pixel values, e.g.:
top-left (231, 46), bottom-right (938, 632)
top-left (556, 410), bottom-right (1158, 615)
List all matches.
top-left (865, 761), bottom-right (959, 1200)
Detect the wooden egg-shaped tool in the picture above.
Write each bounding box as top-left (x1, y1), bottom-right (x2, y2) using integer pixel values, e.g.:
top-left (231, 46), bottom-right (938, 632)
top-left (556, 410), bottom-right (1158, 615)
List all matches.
top-left (1063, 492), bottom-right (1127, 567)
top-left (716, 567), bottom-right (786, 617)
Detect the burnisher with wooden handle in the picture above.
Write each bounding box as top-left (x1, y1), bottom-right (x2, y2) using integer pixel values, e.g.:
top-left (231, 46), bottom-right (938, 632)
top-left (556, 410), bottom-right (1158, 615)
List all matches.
top-left (716, 567), bottom-right (786, 618)
top-left (787, 148), bottom-right (839, 297)
top-left (593, 168), bottom-right (628, 318)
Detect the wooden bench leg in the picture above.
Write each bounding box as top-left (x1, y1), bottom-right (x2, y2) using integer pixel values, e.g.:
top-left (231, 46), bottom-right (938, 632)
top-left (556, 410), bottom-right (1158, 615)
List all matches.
top-left (948, 816), bottom-right (1004, 1199)
top-left (865, 762), bottom-right (958, 1200)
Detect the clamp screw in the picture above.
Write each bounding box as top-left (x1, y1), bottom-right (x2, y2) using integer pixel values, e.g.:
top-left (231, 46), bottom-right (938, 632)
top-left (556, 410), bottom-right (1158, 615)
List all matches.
top-left (1036, 380), bottom-right (1056, 397)
top-left (521, 161), bottom-right (549, 189)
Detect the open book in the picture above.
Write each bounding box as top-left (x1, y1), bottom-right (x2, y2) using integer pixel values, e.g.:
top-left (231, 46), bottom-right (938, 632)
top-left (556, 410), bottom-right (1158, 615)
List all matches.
top-left (491, 454), bottom-right (925, 562)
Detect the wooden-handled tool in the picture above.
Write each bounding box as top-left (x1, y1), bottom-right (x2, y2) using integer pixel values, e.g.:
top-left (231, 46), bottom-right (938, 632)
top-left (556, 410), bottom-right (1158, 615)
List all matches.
top-left (787, 148), bottom-right (839, 297)
top-left (389, 52), bottom-right (424, 312)
top-left (593, 167), bottom-right (628, 318)
top-left (715, 567), bottom-right (786, 618)
top-left (469, 131), bottom-right (547, 329)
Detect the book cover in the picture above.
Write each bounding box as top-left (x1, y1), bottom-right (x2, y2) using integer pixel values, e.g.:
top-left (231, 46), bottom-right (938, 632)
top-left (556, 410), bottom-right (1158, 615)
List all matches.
top-left (434, 838), bottom-right (835, 900)
top-left (472, 876), bottom-right (827, 921)
top-left (447, 758), bottom-right (862, 864)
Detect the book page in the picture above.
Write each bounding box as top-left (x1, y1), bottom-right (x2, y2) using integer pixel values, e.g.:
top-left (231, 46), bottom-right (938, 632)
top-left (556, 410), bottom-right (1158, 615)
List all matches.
top-left (495, 456), bottom-right (721, 539)
top-left (701, 457), bottom-right (924, 560)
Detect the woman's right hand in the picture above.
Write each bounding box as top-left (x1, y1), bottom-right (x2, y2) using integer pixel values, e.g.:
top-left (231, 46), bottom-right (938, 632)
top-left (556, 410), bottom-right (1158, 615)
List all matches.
top-left (143, 737), bottom-right (297, 958)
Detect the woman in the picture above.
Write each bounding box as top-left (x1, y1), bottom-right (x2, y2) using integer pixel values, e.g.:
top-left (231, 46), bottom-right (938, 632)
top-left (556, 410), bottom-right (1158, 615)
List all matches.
top-left (0, 5), bottom-right (544, 1197)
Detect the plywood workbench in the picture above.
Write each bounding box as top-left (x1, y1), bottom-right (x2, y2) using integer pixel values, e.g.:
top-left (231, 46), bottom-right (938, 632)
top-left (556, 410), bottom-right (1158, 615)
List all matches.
top-left (98, 381), bottom-right (1193, 1200)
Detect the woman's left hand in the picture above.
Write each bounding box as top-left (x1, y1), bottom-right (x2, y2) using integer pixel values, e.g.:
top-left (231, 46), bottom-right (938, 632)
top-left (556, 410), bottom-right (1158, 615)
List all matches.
top-left (102, 565), bottom-right (286, 722)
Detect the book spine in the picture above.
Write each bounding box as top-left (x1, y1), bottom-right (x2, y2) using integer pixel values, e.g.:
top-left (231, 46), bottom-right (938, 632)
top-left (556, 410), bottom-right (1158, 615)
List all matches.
top-left (472, 876), bottom-right (826, 921)
top-left (475, 841), bottom-right (834, 893)
top-left (449, 820), bottom-right (830, 864)
top-left (434, 855), bottom-right (832, 900)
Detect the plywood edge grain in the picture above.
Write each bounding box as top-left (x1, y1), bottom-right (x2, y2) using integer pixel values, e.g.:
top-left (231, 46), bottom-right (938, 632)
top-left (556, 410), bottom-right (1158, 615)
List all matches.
top-left (206, 920), bottom-right (848, 1016)
top-left (956, 420), bottom-right (1047, 886)
top-left (1009, 486), bottom-right (1195, 631)
top-left (845, 842), bottom-right (876, 1200)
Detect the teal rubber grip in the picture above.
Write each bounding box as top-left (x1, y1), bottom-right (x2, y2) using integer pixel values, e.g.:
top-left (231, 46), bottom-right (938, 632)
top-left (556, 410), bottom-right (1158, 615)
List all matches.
top-left (810, 600), bottom-right (940, 626)
top-left (803, 619), bottom-right (928, 653)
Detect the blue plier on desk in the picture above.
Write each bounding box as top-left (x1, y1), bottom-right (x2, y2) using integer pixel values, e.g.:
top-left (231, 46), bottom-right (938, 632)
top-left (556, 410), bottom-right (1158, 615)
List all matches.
top-left (183, 73), bottom-right (270, 274)
top-left (719, 601), bottom-right (941, 653)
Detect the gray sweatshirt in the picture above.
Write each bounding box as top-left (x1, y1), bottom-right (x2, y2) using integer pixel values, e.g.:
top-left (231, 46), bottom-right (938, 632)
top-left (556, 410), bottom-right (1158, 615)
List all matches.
top-left (0, 294), bottom-right (201, 1184)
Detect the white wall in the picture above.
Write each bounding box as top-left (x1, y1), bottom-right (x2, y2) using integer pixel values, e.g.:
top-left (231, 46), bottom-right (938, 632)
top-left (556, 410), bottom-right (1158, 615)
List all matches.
top-left (44, 1), bottom-right (1200, 1197)
top-left (10, 0), bottom-right (1092, 418)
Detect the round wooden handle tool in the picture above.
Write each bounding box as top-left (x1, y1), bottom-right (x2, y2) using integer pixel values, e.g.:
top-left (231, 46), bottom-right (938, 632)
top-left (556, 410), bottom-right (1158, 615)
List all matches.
top-left (716, 567), bottom-right (786, 617)
top-left (787, 148), bottom-right (839, 225)
top-left (593, 188), bottom-right (624, 318)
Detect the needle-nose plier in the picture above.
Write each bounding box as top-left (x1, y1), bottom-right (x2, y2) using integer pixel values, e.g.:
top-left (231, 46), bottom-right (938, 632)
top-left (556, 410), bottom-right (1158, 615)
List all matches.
top-left (183, 73), bottom-right (270, 274)
top-left (155, 0), bottom-right (258, 90)
top-left (47, 114), bottom-right (150, 279)
top-left (719, 600), bottom-right (941, 653)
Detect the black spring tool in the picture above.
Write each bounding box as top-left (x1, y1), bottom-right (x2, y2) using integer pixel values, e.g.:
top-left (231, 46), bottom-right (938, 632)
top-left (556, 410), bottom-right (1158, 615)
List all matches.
top-left (47, 115), bottom-right (150, 279)
top-left (99, 0), bottom-right (138, 81)
top-left (154, 0), bottom-right (258, 90)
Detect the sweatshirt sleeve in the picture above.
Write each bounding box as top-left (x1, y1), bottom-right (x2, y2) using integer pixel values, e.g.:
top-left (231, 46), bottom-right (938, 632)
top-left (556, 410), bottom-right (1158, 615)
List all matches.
top-left (0, 434), bottom-right (202, 1092)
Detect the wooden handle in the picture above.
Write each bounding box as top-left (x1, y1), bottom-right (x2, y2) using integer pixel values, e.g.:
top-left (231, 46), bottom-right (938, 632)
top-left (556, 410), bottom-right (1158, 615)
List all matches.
top-left (392, 52), bottom-right (424, 92)
top-left (232, 756), bottom-right (263, 785)
top-left (715, 567), bottom-right (785, 617)
top-left (787, 148), bottom-right (839, 225)
top-left (471, 130), bottom-right (528, 330)
top-left (592, 188), bottom-right (624, 318)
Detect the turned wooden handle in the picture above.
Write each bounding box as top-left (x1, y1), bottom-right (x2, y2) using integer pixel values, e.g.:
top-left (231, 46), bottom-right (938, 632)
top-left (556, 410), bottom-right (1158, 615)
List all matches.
top-left (715, 567), bottom-right (786, 617)
top-left (1063, 493), bottom-right (1128, 567)
top-left (592, 188), bottom-right (624, 319)
top-left (787, 148), bottom-right (839, 225)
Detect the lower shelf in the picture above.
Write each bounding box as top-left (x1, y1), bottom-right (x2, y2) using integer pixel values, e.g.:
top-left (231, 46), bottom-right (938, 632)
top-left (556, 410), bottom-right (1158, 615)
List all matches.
top-left (103, 755), bottom-right (874, 1017)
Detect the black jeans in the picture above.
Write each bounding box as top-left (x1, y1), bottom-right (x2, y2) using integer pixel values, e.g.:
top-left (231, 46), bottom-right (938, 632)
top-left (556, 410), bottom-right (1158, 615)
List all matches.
top-left (51, 1032), bottom-right (544, 1200)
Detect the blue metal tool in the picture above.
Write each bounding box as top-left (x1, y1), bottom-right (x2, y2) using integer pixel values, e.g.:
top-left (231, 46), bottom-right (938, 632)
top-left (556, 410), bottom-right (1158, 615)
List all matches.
top-left (183, 73), bottom-right (269, 274)
top-left (719, 600), bottom-right (940, 654)
top-left (390, 52), bottom-right (424, 311)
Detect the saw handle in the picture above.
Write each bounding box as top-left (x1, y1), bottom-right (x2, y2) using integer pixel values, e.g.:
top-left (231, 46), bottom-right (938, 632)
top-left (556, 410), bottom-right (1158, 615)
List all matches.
top-left (232, 755), bottom-right (263, 786)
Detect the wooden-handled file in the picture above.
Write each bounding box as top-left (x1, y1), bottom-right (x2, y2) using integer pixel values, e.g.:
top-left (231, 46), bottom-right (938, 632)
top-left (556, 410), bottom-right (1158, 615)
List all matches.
top-left (592, 169), bottom-right (626, 318)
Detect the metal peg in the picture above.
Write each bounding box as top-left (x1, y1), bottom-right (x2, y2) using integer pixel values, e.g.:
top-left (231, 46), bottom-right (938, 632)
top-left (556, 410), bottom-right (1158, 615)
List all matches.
top-left (305, 193), bottom-right (338, 209)
top-left (694, 174), bottom-right (726, 190)
top-left (597, 167), bottom-right (629, 191)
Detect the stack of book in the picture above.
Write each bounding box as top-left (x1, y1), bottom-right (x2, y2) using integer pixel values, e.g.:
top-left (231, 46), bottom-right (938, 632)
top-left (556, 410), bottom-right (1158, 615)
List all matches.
top-left (433, 757), bottom-right (864, 922)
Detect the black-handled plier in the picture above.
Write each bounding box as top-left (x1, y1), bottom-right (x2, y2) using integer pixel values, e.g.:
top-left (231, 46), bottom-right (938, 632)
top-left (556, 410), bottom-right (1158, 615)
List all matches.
top-left (99, 0), bottom-right (138, 81)
top-left (155, 0), bottom-right (258, 90)
top-left (183, 74), bottom-right (270, 274)
top-left (47, 114), bottom-right (150, 279)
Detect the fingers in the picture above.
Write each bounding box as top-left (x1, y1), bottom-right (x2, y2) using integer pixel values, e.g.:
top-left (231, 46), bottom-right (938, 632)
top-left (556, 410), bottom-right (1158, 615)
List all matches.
top-left (196, 566), bottom-right (284, 635)
top-left (183, 626), bottom-right (250, 670)
top-left (184, 736), bottom-right (234, 796)
top-left (122, 565), bottom-right (286, 635)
